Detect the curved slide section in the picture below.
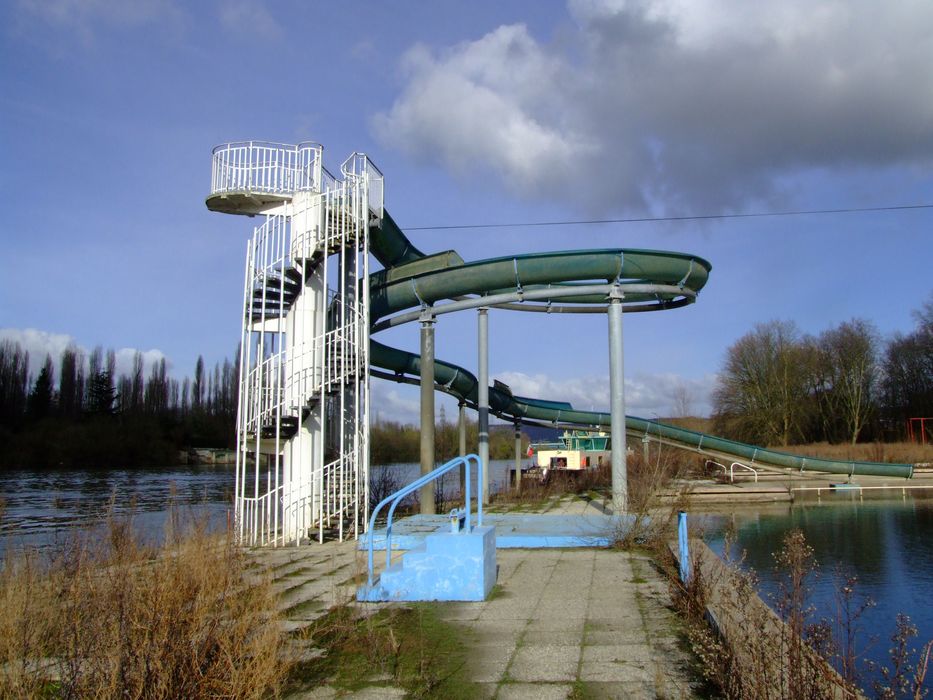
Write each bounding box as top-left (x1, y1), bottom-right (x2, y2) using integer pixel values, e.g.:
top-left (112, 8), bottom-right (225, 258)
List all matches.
top-left (368, 212), bottom-right (913, 480)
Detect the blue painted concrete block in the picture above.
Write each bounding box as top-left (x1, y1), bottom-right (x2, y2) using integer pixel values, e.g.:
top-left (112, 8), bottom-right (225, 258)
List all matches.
top-left (358, 525), bottom-right (496, 602)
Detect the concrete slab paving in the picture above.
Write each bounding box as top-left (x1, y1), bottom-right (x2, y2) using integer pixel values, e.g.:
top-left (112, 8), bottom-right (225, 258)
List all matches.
top-left (496, 683), bottom-right (577, 699)
top-left (508, 644), bottom-right (581, 682)
top-left (432, 546), bottom-right (702, 698)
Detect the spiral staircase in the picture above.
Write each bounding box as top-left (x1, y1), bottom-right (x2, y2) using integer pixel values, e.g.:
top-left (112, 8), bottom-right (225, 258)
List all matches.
top-left (207, 142), bottom-right (380, 545)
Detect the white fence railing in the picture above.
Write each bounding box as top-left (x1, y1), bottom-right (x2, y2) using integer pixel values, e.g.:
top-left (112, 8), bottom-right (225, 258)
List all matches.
top-left (211, 141), bottom-right (324, 197)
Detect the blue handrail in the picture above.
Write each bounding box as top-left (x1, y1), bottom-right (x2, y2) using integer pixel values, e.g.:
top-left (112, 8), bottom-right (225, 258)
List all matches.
top-left (366, 454), bottom-right (483, 586)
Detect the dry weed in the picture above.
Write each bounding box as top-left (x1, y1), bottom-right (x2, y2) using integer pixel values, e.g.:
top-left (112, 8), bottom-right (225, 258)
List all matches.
top-left (768, 441), bottom-right (933, 465)
top-left (0, 507), bottom-right (287, 699)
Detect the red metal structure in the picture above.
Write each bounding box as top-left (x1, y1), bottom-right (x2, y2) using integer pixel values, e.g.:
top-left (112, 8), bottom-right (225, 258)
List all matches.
top-left (907, 417), bottom-right (933, 445)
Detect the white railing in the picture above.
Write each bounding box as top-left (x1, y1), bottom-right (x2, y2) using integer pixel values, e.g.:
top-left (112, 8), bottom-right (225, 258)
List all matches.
top-left (251, 214), bottom-right (289, 285)
top-left (211, 141), bottom-right (324, 197)
top-left (242, 350), bottom-right (286, 434)
top-left (706, 459), bottom-right (759, 483)
top-left (341, 152), bottom-right (384, 218)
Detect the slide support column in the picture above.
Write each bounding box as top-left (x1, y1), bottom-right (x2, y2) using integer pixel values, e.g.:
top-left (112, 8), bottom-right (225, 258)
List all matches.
top-left (514, 421), bottom-right (522, 493)
top-left (608, 290), bottom-right (628, 513)
top-left (478, 308), bottom-right (490, 505)
top-left (458, 401), bottom-right (467, 502)
top-left (420, 312), bottom-right (436, 515)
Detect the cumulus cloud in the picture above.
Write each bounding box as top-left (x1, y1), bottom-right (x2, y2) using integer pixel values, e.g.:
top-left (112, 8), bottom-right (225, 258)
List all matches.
top-left (495, 369), bottom-right (717, 417)
top-left (0, 328), bottom-right (170, 381)
top-left (374, 0), bottom-right (933, 214)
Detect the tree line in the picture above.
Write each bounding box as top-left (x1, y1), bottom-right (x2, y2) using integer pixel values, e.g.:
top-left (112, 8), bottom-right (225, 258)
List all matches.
top-left (0, 341), bottom-right (238, 468)
top-left (0, 339), bottom-right (531, 469)
top-left (712, 295), bottom-right (933, 446)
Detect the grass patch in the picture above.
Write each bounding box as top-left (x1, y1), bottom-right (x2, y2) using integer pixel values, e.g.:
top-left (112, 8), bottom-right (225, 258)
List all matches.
top-left (568, 678), bottom-right (595, 699)
top-left (291, 603), bottom-right (480, 699)
top-left (487, 583), bottom-right (508, 600)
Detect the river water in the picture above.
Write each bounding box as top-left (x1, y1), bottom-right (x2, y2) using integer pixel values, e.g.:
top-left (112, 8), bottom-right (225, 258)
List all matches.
top-left (703, 494), bottom-right (933, 690)
top-left (0, 460), bottom-right (519, 555)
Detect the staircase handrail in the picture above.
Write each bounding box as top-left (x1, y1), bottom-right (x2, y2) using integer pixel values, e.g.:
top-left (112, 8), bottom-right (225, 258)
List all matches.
top-left (366, 454), bottom-right (483, 587)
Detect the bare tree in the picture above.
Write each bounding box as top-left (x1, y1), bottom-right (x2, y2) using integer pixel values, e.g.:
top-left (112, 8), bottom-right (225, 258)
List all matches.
top-left (882, 293), bottom-right (933, 426)
top-left (713, 320), bottom-right (813, 446)
top-left (672, 381), bottom-right (695, 418)
top-left (816, 319), bottom-right (880, 444)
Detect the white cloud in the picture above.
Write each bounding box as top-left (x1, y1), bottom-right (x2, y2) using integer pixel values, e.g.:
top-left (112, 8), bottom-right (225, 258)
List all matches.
top-left (370, 366), bottom-right (717, 424)
top-left (373, 25), bottom-right (597, 197)
top-left (0, 328), bottom-right (170, 381)
top-left (218, 0), bottom-right (282, 39)
top-left (374, 0), bottom-right (933, 214)
top-left (371, 382), bottom-right (421, 425)
top-left (495, 369), bottom-right (717, 417)
top-left (16, 0), bottom-right (185, 43)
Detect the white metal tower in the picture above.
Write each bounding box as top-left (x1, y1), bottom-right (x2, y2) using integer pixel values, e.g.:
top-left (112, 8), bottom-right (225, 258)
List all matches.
top-left (207, 142), bottom-right (380, 545)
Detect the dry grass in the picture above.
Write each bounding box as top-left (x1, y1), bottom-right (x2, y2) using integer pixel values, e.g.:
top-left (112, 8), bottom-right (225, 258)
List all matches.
top-left (0, 509), bottom-right (288, 699)
top-left (487, 463), bottom-right (613, 512)
top-left (669, 532), bottom-right (859, 699)
top-left (613, 447), bottom-right (699, 550)
top-left (767, 441), bottom-right (933, 465)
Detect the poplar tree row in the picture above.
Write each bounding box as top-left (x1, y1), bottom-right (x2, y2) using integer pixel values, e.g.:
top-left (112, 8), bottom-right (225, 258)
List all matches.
top-left (0, 342), bottom-right (240, 468)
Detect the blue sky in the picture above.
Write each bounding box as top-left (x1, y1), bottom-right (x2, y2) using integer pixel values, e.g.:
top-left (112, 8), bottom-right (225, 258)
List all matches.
top-left (2, 0), bottom-right (932, 424)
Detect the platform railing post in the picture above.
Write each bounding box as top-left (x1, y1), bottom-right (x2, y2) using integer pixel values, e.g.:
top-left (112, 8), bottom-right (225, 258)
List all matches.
top-left (608, 292), bottom-right (628, 513)
top-left (420, 313), bottom-right (436, 515)
top-left (478, 308), bottom-right (490, 505)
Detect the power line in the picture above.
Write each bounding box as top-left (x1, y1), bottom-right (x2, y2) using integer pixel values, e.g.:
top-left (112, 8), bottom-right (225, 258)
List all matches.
top-left (405, 203), bottom-right (933, 231)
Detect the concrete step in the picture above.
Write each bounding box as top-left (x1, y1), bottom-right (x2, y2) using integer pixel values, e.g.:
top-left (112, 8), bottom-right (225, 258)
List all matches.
top-left (358, 527), bottom-right (496, 602)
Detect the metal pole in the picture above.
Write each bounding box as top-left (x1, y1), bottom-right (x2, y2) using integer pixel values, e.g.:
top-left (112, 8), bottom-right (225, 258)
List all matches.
top-left (678, 511), bottom-right (690, 583)
top-left (514, 421), bottom-right (522, 493)
top-left (420, 314), bottom-right (436, 515)
top-left (478, 308), bottom-right (490, 504)
top-left (458, 401), bottom-right (467, 502)
top-left (608, 293), bottom-right (628, 513)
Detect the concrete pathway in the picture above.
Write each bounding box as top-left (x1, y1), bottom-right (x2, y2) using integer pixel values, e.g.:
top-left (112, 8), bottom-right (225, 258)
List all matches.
top-left (249, 506), bottom-right (701, 699)
top-left (436, 547), bottom-right (700, 699)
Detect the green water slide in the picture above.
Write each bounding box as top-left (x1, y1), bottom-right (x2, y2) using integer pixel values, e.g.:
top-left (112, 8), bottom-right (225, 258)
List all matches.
top-left (368, 211), bottom-right (913, 480)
